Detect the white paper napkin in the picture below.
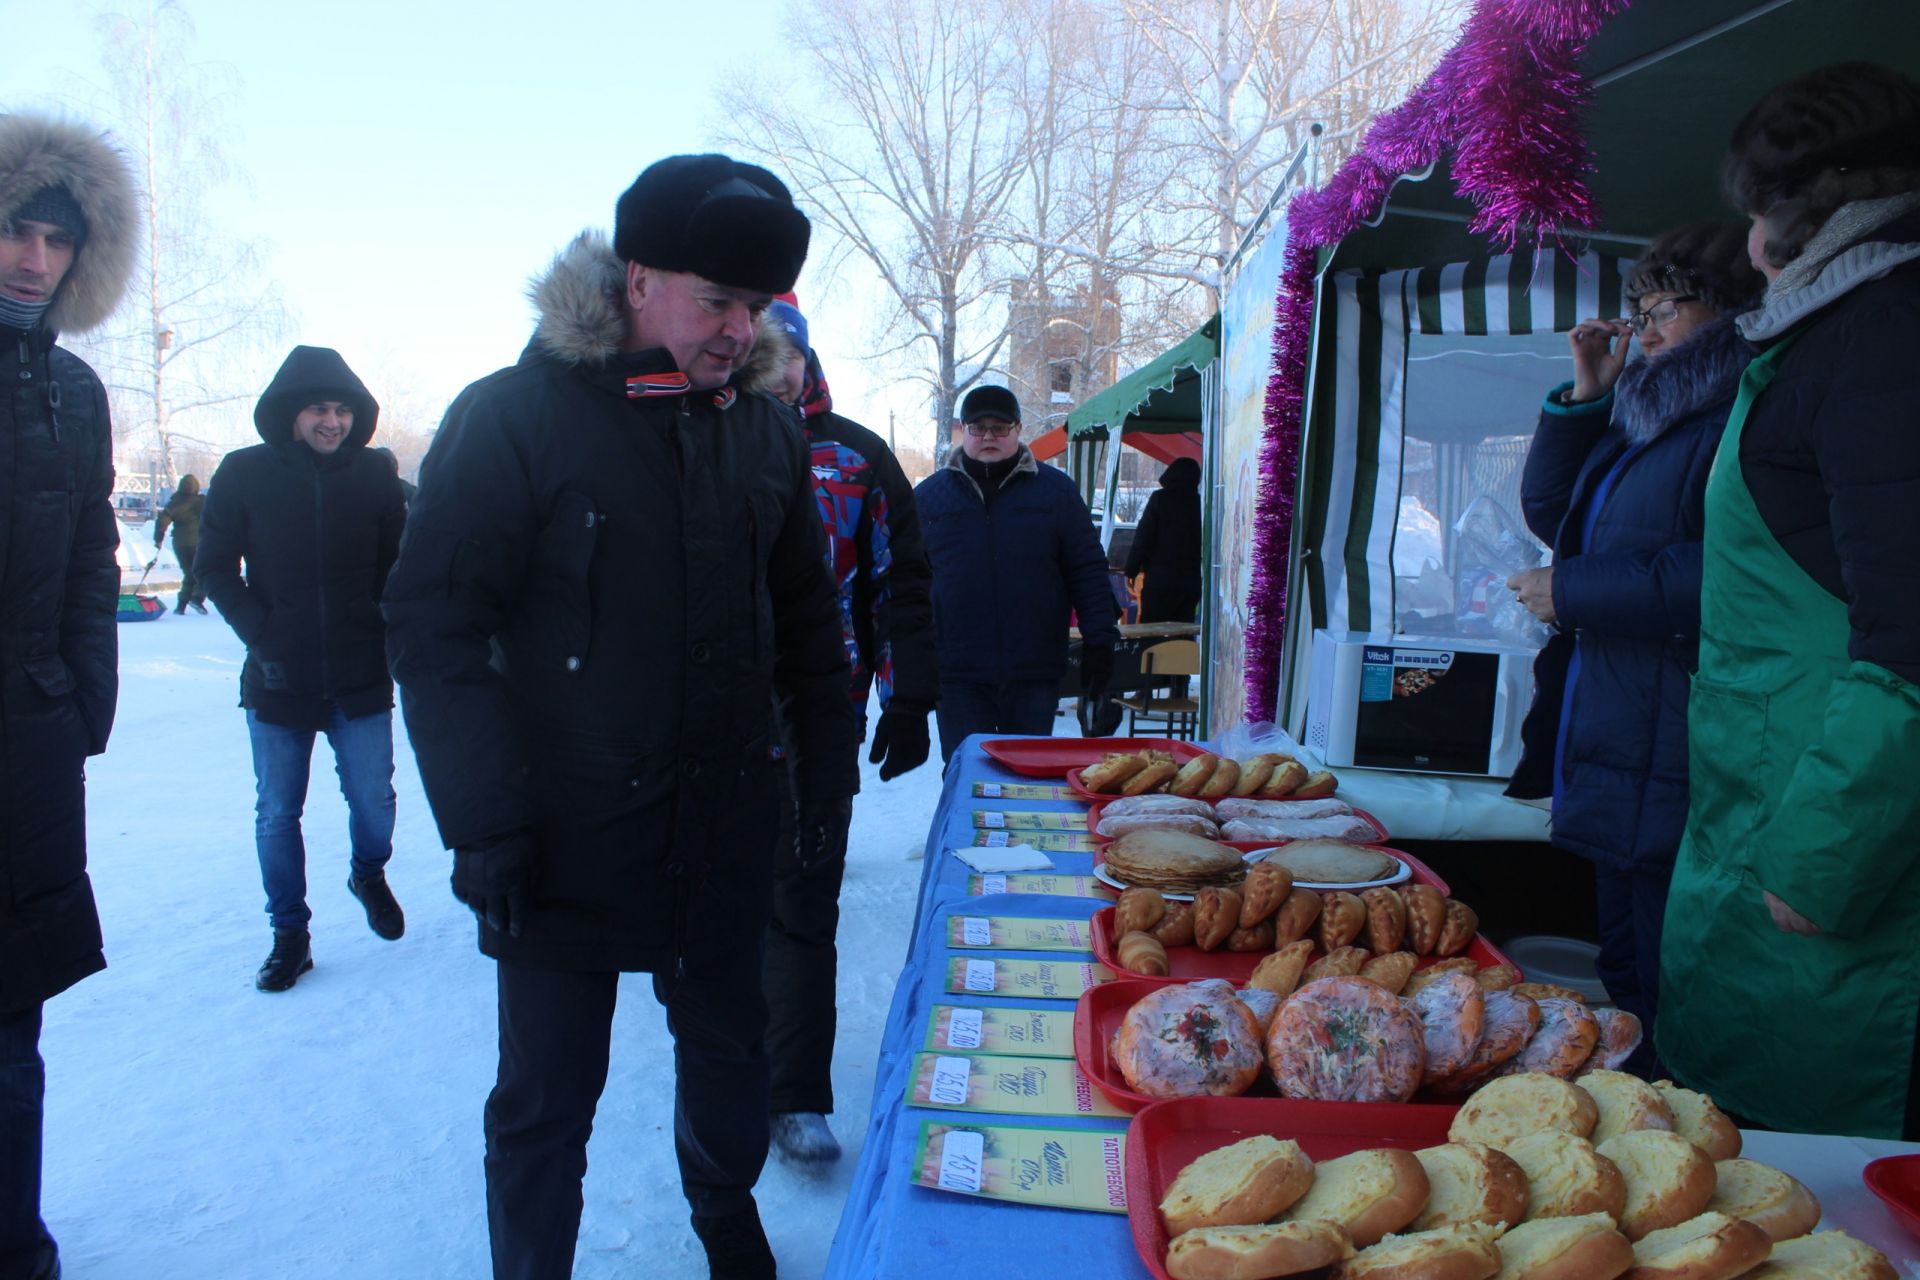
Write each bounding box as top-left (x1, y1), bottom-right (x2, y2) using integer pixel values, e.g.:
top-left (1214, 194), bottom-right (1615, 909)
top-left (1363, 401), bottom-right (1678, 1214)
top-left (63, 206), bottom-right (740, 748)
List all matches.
top-left (949, 844), bottom-right (1056, 873)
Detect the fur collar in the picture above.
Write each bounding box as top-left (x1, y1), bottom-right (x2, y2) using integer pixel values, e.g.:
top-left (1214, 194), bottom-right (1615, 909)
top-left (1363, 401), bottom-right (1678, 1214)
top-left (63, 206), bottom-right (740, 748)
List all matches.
top-left (1610, 316), bottom-right (1751, 446)
top-left (0, 112), bottom-right (139, 335)
top-left (526, 231), bottom-right (629, 367)
top-left (737, 308), bottom-right (797, 398)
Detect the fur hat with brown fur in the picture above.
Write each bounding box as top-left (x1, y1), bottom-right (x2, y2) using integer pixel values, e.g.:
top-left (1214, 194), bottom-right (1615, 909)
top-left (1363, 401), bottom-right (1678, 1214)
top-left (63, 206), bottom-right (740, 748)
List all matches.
top-left (0, 112), bottom-right (138, 334)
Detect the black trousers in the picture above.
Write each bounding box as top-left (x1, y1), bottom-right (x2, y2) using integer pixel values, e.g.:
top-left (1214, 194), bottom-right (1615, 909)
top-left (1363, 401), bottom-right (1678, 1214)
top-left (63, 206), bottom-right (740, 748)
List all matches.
top-left (764, 769), bottom-right (850, 1116)
top-left (484, 954), bottom-right (769, 1280)
top-left (1592, 860), bottom-right (1672, 1080)
top-left (1139, 583), bottom-right (1200, 624)
top-left (934, 679), bottom-right (1060, 763)
top-left (0, 1004), bottom-right (52, 1280)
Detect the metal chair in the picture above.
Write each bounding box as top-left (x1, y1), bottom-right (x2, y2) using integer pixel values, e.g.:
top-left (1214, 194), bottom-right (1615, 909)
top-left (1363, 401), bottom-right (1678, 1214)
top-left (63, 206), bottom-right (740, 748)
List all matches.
top-left (1113, 639), bottom-right (1200, 740)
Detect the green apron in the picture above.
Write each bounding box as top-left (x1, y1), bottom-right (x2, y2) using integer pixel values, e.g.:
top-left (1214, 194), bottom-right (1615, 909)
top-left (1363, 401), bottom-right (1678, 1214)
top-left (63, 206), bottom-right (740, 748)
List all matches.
top-left (1658, 332), bottom-right (1920, 1139)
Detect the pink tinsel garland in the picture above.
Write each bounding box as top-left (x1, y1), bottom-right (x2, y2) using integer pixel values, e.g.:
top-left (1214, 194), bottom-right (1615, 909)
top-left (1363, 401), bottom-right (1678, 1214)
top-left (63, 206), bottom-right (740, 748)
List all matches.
top-left (1241, 0), bottom-right (1630, 725)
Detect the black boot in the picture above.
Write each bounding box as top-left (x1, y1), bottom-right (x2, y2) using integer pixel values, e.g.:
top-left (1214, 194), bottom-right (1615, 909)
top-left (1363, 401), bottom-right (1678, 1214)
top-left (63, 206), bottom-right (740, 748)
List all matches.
top-left (255, 927), bottom-right (313, 992)
top-left (691, 1202), bottom-right (776, 1280)
top-left (348, 872), bottom-right (406, 940)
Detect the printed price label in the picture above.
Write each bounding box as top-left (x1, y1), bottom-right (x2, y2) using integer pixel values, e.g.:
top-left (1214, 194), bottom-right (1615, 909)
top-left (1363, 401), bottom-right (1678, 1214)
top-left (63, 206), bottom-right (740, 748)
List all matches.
top-left (928, 1056), bottom-right (973, 1106)
top-left (961, 917), bottom-right (992, 946)
top-left (982, 831), bottom-right (1011, 847)
top-left (937, 1128), bottom-right (985, 1192)
top-left (963, 960), bottom-right (998, 992)
top-left (979, 874), bottom-right (1008, 896)
top-left (978, 782), bottom-right (1003, 798)
top-left (980, 811), bottom-right (1006, 829)
top-left (946, 1007), bottom-right (984, 1049)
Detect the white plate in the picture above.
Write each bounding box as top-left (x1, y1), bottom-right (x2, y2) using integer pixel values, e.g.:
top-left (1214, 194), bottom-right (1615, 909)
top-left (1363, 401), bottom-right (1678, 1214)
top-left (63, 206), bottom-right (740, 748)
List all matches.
top-left (1093, 851), bottom-right (1411, 899)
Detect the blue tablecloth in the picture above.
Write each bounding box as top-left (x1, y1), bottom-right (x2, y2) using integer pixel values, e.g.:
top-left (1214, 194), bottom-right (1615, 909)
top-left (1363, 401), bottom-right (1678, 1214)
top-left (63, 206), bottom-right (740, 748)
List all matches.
top-left (824, 735), bottom-right (1140, 1278)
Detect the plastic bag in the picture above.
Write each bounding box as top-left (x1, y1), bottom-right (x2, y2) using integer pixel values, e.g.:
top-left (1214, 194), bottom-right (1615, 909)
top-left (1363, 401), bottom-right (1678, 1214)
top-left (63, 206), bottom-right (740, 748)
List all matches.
top-left (1451, 496), bottom-right (1550, 649)
top-left (1212, 720), bottom-right (1313, 767)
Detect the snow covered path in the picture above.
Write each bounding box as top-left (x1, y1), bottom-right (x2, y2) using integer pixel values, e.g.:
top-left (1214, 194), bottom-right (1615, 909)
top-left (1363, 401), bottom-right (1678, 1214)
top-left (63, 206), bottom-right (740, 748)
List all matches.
top-left (43, 609), bottom-right (958, 1278)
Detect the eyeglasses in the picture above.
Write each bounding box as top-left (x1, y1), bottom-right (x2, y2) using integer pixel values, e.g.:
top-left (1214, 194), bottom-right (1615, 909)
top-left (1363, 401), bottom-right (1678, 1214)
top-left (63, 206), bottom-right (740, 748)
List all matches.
top-left (964, 420), bottom-right (1018, 438)
top-left (1627, 295), bottom-right (1700, 333)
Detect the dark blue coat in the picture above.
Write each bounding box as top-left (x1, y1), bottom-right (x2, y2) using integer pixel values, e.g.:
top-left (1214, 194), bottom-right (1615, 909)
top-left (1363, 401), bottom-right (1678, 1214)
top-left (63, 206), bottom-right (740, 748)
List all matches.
top-left (915, 448), bottom-right (1120, 685)
top-left (1507, 318), bottom-right (1750, 872)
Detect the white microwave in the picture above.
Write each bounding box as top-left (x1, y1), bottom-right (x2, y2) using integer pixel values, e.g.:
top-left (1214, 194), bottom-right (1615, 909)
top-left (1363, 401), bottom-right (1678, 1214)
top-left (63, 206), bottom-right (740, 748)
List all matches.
top-left (1304, 630), bottom-right (1536, 778)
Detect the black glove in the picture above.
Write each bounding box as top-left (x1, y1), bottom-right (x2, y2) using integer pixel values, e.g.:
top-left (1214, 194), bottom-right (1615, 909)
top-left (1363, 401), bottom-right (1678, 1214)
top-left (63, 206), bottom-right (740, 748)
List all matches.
top-left (795, 795), bottom-right (853, 873)
top-left (1079, 643), bottom-right (1115, 699)
top-left (452, 832), bottom-right (535, 937)
top-left (867, 701), bottom-right (931, 781)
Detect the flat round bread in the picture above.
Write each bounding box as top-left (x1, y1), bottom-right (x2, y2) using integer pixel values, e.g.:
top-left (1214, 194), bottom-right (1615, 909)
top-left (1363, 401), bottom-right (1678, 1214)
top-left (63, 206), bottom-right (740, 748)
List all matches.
top-left (1106, 828), bottom-right (1248, 894)
top-left (1263, 839), bottom-right (1399, 885)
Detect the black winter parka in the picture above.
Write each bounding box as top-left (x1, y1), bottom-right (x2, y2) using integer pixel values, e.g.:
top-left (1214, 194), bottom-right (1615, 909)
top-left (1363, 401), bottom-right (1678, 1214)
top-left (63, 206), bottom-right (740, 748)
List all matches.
top-left (195, 346), bottom-right (406, 731)
top-left (1, 324), bottom-right (119, 1011)
top-left (383, 233), bottom-right (857, 975)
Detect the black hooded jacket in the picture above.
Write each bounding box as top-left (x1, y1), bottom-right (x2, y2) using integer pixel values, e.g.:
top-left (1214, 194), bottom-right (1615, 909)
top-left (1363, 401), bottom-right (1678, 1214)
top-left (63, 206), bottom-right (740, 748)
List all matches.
top-left (1125, 457), bottom-right (1202, 608)
top-left (195, 346), bottom-right (407, 730)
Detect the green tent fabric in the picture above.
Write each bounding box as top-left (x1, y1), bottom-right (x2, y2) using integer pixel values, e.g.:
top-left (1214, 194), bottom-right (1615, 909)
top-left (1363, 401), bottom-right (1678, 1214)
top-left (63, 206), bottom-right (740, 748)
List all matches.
top-left (1066, 315), bottom-right (1219, 440)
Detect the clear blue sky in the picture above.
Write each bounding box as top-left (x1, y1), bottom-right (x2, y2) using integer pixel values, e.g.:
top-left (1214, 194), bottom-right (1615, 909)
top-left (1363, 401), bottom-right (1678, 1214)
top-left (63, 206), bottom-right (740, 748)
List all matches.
top-left (5, 0), bottom-right (911, 450)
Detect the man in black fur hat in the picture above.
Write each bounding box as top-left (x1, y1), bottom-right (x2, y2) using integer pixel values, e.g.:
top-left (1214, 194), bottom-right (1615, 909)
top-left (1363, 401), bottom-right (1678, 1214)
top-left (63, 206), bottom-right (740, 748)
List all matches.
top-left (384, 155), bottom-right (856, 1280)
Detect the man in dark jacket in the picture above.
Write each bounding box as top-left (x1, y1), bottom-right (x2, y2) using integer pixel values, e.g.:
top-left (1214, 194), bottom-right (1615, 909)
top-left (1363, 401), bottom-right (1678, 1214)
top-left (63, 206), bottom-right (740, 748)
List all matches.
top-left (743, 300), bottom-right (938, 1165)
top-left (0, 111), bottom-right (136, 1280)
top-left (383, 155), bottom-right (856, 1280)
top-left (1124, 457), bottom-right (1202, 624)
top-left (916, 385), bottom-right (1120, 762)
top-left (197, 346), bottom-right (410, 992)
top-left (148, 472), bottom-right (206, 612)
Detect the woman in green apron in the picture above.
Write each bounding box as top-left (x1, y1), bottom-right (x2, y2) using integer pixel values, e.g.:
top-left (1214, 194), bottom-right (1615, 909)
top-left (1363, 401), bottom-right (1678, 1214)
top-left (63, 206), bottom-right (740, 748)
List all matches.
top-left (1657, 62), bottom-right (1920, 1140)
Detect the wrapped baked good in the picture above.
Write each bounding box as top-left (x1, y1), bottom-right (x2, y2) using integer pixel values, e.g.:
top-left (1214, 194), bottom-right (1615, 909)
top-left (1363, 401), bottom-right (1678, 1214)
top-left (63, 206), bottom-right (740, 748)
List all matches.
top-left (1429, 990), bottom-right (1541, 1094)
top-left (1267, 977), bottom-right (1426, 1104)
top-left (1117, 930), bottom-right (1170, 977)
top-left (1402, 958), bottom-right (1480, 998)
top-left (1272, 887), bottom-right (1323, 948)
top-left (1583, 1007), bottom-right (1645, 1073)
top-left (1318, 890), bottom-right (1367, 951)
top-left (1511, 982), bottom-right (1588, 1004)
top-left (1222, 815), bottom-right (1381, 843)
top-left (1235, 987), bottom-right (1283, 1036)
top-left (1504, 1131), bottom-right (1626, 1221)
top-left (1123, 760), bottom-right (1180, 796)
top-left (1409, 971), bottom-right (1487, 1083)
top-left (1114, 887), bottom-right (1168, 935)
top-left (1449, 1071), bottom-right (1599, 1149)
top-left (1436, 899), bottom-right (1479, 957)
top-left (1598, 1129), bottom-right (1718, 1241)
top-left (1361, 887), bottom-right (1407, 954)
top-left (1303, 945), bottom-right (1372, 981)
top-left (1404, 884), bottom-right (1447, 955)
top-left (1238, 860), bottom-right (1295, 927)
top-left (1097, 813), bottom-right (1222, 839)
top-left (1197, 757), bottom-right (1241, 799)
top-left (1101, 794), bottom-right (1216, 818)
top-left (1150, 901), bottom-right (1197, 947)
top-left (1504, 998), bottom-right (1600, 1079)
top-left (1159, 1134), bottom-right (1316, 1236)
top-left (1277, 1146), bottom-right (1431, 1248)
top-left (1225, 920), bottom-right (1276, 952)
top-left (1168, 753), bottom-right (1220, 797)
top-left (1358, 951), bottom-right (1417, 996)
top-left (1410, 1143), bottom-right (1529, 1233)
top-left (1248, 939), bottom-right (1315, 997)
top-left (1193, 887), bottom-right (1243, 951)
top-left (1474, 964), bottom-right (1522, 993)
top-left (1214, 797), bottom-right (1356, 821)
top-left (1112, 978), bottom-right (1264, 1099)
top-left (1079, 752), bottom-right (1149, 793)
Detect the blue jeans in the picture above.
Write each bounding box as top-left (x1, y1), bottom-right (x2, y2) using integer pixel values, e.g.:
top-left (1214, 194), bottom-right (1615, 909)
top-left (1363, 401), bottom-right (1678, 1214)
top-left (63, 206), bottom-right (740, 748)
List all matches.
top-left (0, 1004), bottom-right (54, 1279)
top-left (247, 707), bottom-right (396, 930)
top-left (935, 679), bottom-right (1061, 764)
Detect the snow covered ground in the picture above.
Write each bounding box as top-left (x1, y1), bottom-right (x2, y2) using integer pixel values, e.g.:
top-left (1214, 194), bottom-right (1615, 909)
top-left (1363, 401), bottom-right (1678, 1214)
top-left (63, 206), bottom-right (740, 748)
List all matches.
top-left (42, 580), bottom-right (994, 1278)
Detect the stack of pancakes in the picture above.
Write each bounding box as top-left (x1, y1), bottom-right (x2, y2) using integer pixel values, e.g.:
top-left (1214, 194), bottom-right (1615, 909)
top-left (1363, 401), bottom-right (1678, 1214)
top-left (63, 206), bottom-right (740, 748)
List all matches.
top-left (1104, 829), bottom-right (1247, 894)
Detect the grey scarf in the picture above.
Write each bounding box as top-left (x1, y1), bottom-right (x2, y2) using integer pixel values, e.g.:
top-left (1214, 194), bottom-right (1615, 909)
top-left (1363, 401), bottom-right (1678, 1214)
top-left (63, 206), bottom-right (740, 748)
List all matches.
top-left (1741, 192), bottom-right (1920, 341)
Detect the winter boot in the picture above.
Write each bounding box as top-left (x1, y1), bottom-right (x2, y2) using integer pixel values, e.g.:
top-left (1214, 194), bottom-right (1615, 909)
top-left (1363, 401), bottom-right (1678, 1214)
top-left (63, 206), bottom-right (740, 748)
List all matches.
top-left (690, 1201), bottom-right (776, 1280)
top-left (769, 1111), bottom-right (841, 1165)
top-left (347, 872), bottom-right (406, 940)
top-left (255, 927), bottom-right (313, 992)
top-left (192, 601), bottom-right (208, 614)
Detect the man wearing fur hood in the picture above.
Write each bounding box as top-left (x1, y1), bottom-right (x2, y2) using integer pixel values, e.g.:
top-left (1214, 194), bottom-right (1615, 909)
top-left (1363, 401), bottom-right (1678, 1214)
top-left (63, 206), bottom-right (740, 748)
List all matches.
top-left (384, 155), bottom-right (856, 1280)
top-left (0, 111), bottom-right (137, 1280)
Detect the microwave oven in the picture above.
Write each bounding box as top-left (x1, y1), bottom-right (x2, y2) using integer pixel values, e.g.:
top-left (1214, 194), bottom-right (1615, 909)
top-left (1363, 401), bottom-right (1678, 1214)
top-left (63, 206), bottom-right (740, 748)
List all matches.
top-left (1303, 630), bottom-right (1537, 778)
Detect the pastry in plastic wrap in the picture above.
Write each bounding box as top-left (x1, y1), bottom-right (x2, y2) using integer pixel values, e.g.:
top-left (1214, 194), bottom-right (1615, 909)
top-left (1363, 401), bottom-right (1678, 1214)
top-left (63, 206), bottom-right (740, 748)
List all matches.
top-left (1117, 930), bottom-right (1170, 977)
top-left (1272, 887), bottom-right (1324, 948)
top-left (1474, 964), bottom-right (1522, 993)
top-left (1215, 797), bottom-right (1356, 821)
top-left (1193, 887), bottom-right (1244, 951)
top-left (1318, 890), bottom-right (1368, 951)
top-left (1095, 812), bottom-right (1221, 840)
top-left (1362, 887), bottom-right (1407, 954)
top-left (1102, 794), bottom-right (1215, 818)
top-left (1359, 951), bottom-right (1418, 996)
top-left (1235, 987), bottom-right (1284, 1037)
top-left (1248, 939), bottom-right (1315, 997)
top-left (1410, 972), bottom-right (1487, 1083)
top-left (1583, 1008), bottom-right (1645, 1073)
top-left (1114, 887), bottom-right (1168, 935)
top-left (1431, 991), bottom-right (1542, 1094)
top-left (1112, 978), bottom-right (1264, 1099)
top-left (1159, 1134), bottom-right (1316, 1236)
top-left (1303, 945), bottom-right (1372, 981)
top-left (1267, 976), bottom-right (1426, 1103)
top-left (1505, 998), bottom-right (1600, 1079)
top-left (1402, 959), bottom-right (1481, 998)
top-left (1238, 860), bottom-right (1295, 928)
top-left (1404, 884), bottom-right (1447, 955)
top-left (1223, 815), bottom-right (1381, 843)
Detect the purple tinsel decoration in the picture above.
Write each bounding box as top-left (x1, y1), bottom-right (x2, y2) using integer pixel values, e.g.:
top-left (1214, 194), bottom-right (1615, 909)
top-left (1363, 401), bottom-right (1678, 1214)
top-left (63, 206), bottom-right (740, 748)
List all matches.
top-left (1242, 0), bottom-right (1627, 724)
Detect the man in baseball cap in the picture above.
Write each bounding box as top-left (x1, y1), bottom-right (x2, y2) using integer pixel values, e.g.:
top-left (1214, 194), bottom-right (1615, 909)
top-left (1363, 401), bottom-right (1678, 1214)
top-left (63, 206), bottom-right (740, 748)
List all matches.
top-left (384, 155), bottom-right (855, 1279)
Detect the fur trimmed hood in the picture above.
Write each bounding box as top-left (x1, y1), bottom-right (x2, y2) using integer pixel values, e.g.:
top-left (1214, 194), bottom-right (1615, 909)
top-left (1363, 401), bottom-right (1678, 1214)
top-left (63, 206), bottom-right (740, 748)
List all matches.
top-left (0, 112), bottom-right (139, 335)
top-left (526, 231), bottom-right (630, 368)
top-left (1611, 316), bottom-right (1753, 446)
top-left (737, 309), bottom-right (798, 398)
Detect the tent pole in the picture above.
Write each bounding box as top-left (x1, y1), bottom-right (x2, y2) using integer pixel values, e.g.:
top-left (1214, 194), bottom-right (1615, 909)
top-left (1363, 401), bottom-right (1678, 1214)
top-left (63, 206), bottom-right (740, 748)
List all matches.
top-left (1099, 430), bottom-right (1124, 552)
top-left (1592, 0), bottom-right (1800, 87)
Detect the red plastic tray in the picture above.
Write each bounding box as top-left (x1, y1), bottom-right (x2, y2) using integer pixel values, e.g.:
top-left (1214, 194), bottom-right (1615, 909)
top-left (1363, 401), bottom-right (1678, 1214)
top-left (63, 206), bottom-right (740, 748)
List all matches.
top-left (1089, 843), bottom-right (1452, 902)
top-left (1084, 796), bottom-right (1390, 848)
top-left (1125, 1096), bottom-right (1462, 1280)
top-left (1864, 1153), bottom-right (1920, 1241)
top-left (980, 737), bottom-right (1205, 778)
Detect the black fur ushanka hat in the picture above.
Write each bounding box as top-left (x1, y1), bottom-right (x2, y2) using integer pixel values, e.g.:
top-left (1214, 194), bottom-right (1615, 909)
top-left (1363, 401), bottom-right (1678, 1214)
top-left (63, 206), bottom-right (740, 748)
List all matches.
top-left (613, 154), bottom-right (810, 295)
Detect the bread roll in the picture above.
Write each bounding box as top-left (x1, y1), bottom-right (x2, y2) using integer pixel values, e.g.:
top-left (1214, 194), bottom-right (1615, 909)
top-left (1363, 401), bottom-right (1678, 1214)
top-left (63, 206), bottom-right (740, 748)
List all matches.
top-left (1623, 1211), bottom-right (1771, 1280)
top-left (1582, 1070), bottom-right (1677, 1146)
top-left (1260, 760), bottom-right (1310, 799)
top-left (1492, 1213), bottom-right (1634, 1280)
top-left (1707, 1160), bottom-right (1820, 1243)
top-left (1079, 752), bottom-right (1149, 793)
top-left (1450, 1072), bottom-right (1598, 1150)
top-left (1231, 755), bottom-right (1280, 797)
top-left (1332, 1223), bottom-right (1504, 1280)
top-left (1194, 887), bottom-right (1244, 951)
top-left (1169, 752), bottom-right (1222, 797)
top-left (1363, 887), bottom-right (1408, 954)
top-left (1249, 939), bottom-right (1316, 997)
top-left (1360, 951), bottom-right (1419, 996)
top-left (1115, 887), bottom-right (1169, 935)
top-left (1161, 1134), bottom-right (1317, 1236)
top-left (1198, 757), bottom-right (1242, 799)
top-left (1124, 759), bottom-right (1181, 796)
top-left (1319, 890), bottom-right (1368, 951)
top-left (1151, 900), bottom-right (1197, 947)
top-left (1278, 1147), bottom-right (1432, 1248)
top-left (1652, 1083), bottom-right (1741, 1162)
top-left (1166, 1219), bottom-right (1355, 1280)
top-left (1505, 1131), bottom-right (1627, 1222)
top-left (1113, 979), bottom-right (1264, 1099)
top-left (1272, 887), bottom-right (1323, 948)
top-left (1597, 1130), bottom-right (1718, 1241)
top-left (1268, 978), bottom-right (1425, 1104)
top-left (1117, 930), bottom-right (1170, 977)
top-left (1404, 884), bottom-right (1447, 955)
top-left (1292, 769), bottom-right (1339, 799)
top-left (1743, 1230), bottom-right (1894, 1280)
top-left (1239, 860), bottom-right (1295, 928)
top-left (1411, 1143), bottom-right (1529, 1233)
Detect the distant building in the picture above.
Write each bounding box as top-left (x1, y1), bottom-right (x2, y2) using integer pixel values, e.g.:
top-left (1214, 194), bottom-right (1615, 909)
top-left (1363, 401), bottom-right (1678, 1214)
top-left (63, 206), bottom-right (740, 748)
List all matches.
top-left (1002, 278), bottom-right (1122, 442)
